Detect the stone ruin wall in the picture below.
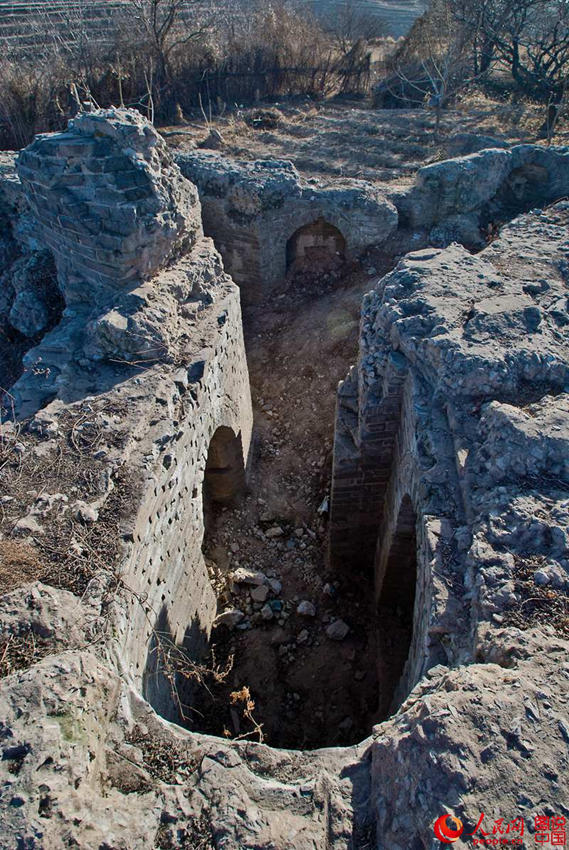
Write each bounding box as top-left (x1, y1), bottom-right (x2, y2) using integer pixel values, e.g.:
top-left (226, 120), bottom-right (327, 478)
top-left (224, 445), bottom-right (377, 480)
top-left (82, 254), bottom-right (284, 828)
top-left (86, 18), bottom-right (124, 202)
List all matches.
top-left (176, 144), bottom-right (569, 305)
top-left (329, 200), bottom-right (569, 726)
top-left (1, 108), bottom-right (253, 721)
top-left (115, 282), bottom-right (253, 721)
top-left (175, 153), bottom-right (399, 302)
top-left (0, 111), bottom-right (569, 849)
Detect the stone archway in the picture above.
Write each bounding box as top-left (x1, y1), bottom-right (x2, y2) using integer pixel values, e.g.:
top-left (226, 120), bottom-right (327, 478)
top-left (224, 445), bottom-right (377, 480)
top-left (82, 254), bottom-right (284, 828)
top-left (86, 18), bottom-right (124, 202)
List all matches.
top-left (202, 425), bottom-right (246, 567)
top-left (204, 426), bottom-right (246, 505)
top-left (375, 494), bottom-right (417, 718)
top-left (285, 217), bottom-right (346, 272)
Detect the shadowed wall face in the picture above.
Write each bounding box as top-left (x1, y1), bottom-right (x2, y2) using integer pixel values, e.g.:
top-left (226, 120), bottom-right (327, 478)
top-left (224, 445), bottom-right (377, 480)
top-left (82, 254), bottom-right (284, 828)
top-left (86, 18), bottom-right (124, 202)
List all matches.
top-left (375, 495), bottom-right (417, 717)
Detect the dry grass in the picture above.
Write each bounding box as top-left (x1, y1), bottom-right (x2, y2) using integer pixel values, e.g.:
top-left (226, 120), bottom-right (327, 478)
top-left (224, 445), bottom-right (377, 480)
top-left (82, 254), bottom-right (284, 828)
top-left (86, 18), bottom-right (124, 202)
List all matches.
top-left (0, 629), bottom-right (53, 678)
top-left (164, 96), bottom-right (568, 185)
top-left (503, 556), bottom-right (569, 638)
top-left (0, 540), bottom-right (44, 594)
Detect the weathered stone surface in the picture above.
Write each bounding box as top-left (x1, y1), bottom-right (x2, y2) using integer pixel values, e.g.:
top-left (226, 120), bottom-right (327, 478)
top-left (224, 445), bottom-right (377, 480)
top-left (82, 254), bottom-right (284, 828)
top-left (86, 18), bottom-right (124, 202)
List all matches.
top-left (330, 200), bottom-right (569, 709)
top-left (371, 628), bottom-right (569, 849)
top-left (391, 143), bottom-right (569, 249)
top-left (3, 110), bottom-right (214, 417)
top-left (19, 108), bottom-right (202, 301)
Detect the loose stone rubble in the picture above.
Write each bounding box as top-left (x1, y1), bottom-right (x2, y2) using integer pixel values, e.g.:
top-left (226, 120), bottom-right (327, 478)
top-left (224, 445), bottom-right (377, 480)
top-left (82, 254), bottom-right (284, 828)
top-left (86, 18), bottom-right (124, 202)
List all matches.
top-left (0, 109), bottom-right (568, 849)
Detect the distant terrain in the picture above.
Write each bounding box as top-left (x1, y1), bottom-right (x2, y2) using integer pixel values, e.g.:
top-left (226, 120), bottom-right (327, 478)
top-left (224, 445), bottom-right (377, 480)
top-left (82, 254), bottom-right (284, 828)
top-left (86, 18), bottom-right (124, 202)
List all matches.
top-left (308, 0), bottom-right (427, 36)
top-left (0, 0), bottom-right (426, 56)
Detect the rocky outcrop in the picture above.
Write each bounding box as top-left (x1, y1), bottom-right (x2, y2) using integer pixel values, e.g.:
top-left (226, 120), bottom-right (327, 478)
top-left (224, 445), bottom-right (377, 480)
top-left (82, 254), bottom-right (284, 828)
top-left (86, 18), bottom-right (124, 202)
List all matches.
top-left (389, 143), bottom-right (569, 251)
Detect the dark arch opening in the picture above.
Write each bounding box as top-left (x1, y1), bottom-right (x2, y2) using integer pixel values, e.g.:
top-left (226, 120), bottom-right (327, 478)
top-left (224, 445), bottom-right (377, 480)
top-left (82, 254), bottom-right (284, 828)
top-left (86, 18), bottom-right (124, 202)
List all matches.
top-left (484, 163), bottom-right (551, 228)
top-left (204, 426), bottom-right (245, 505)
top-left (202, 426), bottom-right (246, 550)
top-left (285, 217), bottom-right (346, 273)
top-left (375, 495), bottom-right (417, 718)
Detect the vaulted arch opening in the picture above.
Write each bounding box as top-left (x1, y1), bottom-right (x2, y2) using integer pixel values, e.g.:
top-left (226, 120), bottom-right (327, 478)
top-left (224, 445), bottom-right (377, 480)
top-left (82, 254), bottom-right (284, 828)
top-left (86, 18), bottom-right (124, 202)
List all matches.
top-left (286, 217), bottom-right (346, 273)
top-left (202, 425), bottom-right (246, 550)
top-left (204, 426), bottom-right (245, 505)
top-left (375, 495), bottom-right (417, 718)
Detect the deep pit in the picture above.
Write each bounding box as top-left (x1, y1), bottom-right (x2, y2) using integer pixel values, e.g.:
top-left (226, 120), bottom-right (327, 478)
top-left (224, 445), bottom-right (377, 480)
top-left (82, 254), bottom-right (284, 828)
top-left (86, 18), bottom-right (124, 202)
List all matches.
top-left (139, 144), bottom-right (569, 747)
top-left (137, 254), bottom-right (418, 750)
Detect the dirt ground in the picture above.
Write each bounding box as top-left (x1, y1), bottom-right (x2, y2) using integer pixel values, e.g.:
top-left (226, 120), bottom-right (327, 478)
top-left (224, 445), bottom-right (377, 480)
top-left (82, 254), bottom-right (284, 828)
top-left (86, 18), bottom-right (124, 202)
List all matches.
top-left (192, 254), bottom-right (396, 750)
top-left (164, 96), bottom-right (569, 185)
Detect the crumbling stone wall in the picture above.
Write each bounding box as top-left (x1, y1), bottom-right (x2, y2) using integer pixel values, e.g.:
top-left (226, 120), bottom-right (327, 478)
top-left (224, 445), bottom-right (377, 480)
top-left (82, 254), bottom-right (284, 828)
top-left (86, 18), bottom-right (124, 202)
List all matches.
top-left (329, 203), bottom-right (569, 727)
top-left (2, 108), bottom-right (254, 726)
top-left (116, 282), bottom-right (253, 721)
top-left (388, 143), bottom-right (569, 251)
top-left (175, 144), bottom-right (569, 303)
top-left (19, 110), bottom-right (201, 298)
top-left (176, 153), bottom-right (398, 302)
top-left (7, 109), bottom-right (207, 416)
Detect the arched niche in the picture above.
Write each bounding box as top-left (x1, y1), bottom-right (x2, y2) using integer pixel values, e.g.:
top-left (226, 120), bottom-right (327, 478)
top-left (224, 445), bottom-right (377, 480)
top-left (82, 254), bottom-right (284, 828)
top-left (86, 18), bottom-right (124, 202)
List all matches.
top-left (285, 217), bottom-right (346, 272)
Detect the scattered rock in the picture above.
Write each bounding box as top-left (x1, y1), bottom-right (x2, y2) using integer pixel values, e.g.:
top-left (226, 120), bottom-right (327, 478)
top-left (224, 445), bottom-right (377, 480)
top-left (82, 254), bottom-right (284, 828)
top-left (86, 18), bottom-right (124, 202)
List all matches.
top-left (326, 619), bottom-right (349, 641)
top-left (297, 600), bottom-right (316, 617)
top-left (13, 515), bottom-right (44, 535)
top-left (250, 585), bottom-right (269, 603)
top-left (261, 603), bottom-right (274, 621)
top-left (268, 578), bottom-right (282, 594)
top-left (265, 526), bottom-right (284, 538)
top-left (533, 569), bottom-right (550, 587)
top-left (231, 567), bottom-right (267, 586)
top-left (73, 500), bottom-right (99, 524)
top-left (215, 609), bottom-right (245, 628)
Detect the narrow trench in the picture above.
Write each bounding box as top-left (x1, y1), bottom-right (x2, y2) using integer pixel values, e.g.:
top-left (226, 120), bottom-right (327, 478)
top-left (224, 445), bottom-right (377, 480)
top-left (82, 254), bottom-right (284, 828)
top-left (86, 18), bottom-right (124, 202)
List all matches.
top-left (148, 184), bottom-right (544, 748)
top-left (180, 253), bottom-right (418, 750)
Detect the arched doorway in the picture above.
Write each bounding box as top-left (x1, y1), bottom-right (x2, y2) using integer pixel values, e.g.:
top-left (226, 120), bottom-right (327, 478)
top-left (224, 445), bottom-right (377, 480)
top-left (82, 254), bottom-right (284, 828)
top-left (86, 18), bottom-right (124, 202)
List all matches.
top-left (286, 217), bottom-right (346, 272)
top-left (204, 426), bottom-right (245, 505)
top-left (202, 426), bottom-right (246, 562)
top-left (375, 495), bottom-right (417, 718)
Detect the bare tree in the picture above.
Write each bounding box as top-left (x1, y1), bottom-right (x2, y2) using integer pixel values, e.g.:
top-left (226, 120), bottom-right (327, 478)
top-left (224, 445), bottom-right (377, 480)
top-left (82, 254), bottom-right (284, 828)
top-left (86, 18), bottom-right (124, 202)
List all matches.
top-left (130, 0), bottom-right (211, 77)
top-left (379, 0), bottom-right (472, 137)
top-left (449, 0), bottom-right (569, 137)
top-left (323, 0), bottom-right (387, 54)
